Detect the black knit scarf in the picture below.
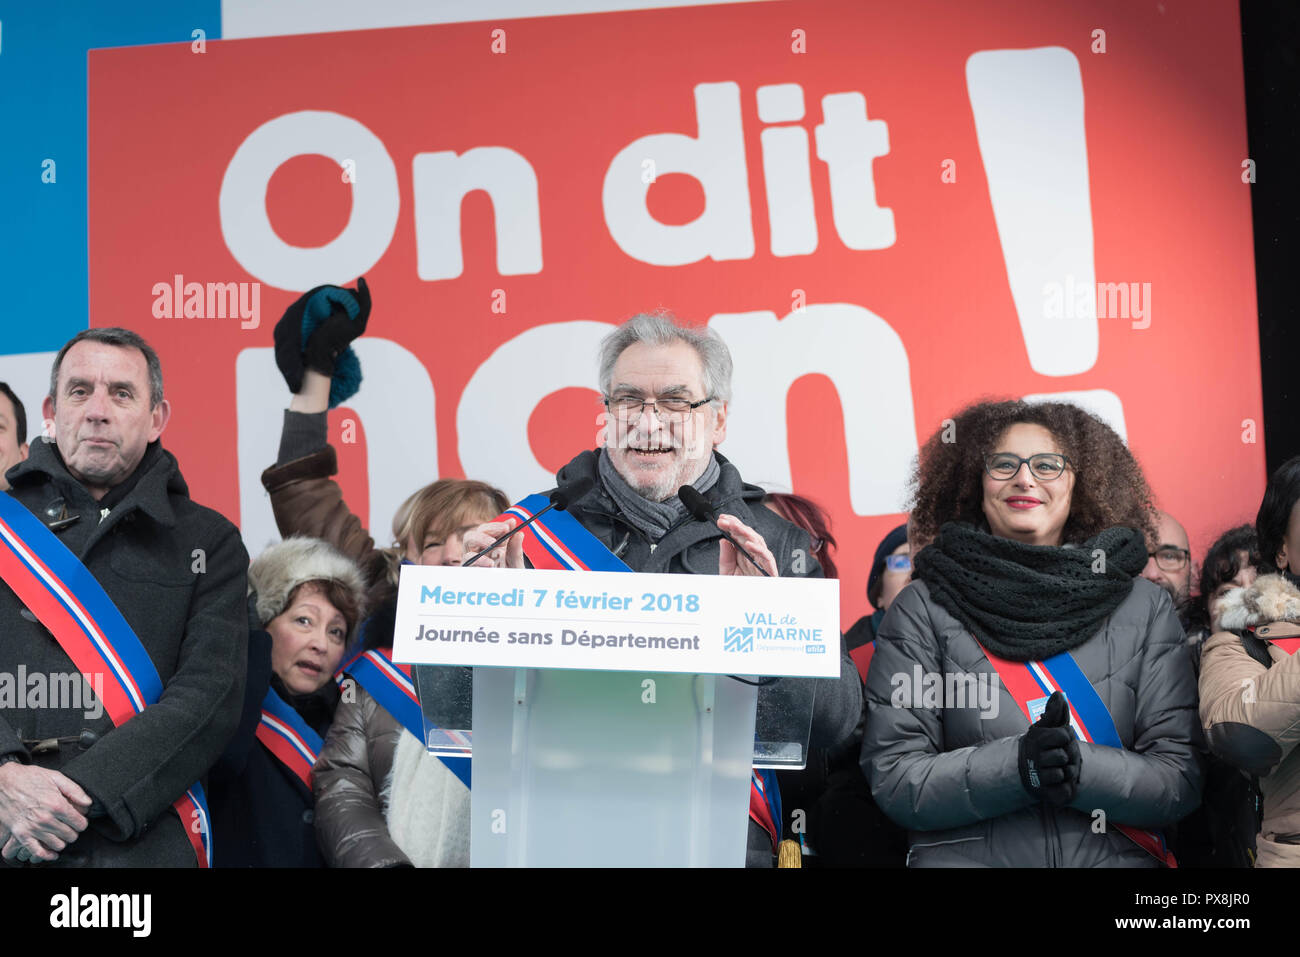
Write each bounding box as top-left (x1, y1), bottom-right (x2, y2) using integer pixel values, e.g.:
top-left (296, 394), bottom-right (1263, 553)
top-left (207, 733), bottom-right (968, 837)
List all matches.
top-left (912, 522), bottom-right (1148, 661)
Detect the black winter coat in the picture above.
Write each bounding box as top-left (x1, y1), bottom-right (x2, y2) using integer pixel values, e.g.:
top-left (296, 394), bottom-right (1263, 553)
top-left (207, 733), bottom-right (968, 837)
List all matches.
top-left (0, 441), bottom-right (248, 867)
top-left (557, 449), bottom-right (863, 867)
top-left (209, 630), bottom-right (339, 867)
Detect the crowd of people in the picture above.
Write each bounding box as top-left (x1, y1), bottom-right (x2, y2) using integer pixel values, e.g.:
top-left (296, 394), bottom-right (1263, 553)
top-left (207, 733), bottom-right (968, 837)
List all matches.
top-left (0, 279), bottom-right (1295, 869)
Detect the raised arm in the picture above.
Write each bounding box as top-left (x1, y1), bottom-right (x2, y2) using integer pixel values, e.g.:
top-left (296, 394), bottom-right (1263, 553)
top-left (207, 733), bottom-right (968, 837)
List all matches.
top-left (262, 277), bottom-right (381, 580)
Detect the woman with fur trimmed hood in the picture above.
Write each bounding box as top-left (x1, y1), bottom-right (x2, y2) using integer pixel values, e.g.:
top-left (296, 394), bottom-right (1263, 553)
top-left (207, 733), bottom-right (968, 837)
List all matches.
top-left (1200, 455), bottom-right (1300, 867)
top-left (208, 537), bottom-right (368, 867)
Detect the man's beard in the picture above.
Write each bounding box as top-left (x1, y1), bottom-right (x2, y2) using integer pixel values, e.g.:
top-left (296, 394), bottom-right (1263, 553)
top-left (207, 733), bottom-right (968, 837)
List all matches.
top-left (621, 455), bottom-right (699, 503)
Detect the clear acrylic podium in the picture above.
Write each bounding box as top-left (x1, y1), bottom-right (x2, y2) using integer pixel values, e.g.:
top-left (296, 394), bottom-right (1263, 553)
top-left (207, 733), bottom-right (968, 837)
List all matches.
top-left (411, 664), bottom-right (816, 867)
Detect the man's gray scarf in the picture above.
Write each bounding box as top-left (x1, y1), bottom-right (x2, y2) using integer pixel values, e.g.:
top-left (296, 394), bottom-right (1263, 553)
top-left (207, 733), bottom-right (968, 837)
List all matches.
top-left (597, 450), bottom-right (720, 543)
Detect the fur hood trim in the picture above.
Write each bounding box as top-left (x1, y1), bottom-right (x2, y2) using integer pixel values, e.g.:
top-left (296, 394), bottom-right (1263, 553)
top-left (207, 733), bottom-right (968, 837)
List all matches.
top-left (248, 536), bottom-right (368, 636)
top-left (1216, 573), bottom-right (1300, 632)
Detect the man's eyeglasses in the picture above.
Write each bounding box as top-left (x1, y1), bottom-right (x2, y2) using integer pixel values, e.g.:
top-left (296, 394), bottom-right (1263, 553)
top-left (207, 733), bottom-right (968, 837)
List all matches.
top-left (983, 452), bottom-right (1071, 482)
top-left (603, 394), bottom-right (714, 419)
top-left (1149, 546), bottom-right (1191, 571)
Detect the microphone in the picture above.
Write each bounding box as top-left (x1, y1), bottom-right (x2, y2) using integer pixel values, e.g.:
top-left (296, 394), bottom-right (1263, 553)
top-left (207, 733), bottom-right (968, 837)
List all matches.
top-left (461, 476), bottom-right (594, 567)
top-left (677, 485), bottom-right (771, 577)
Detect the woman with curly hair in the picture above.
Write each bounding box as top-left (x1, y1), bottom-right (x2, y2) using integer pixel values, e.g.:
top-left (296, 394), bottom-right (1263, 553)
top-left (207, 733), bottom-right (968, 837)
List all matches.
top-left (861, 399), bottom-right (1202, 866)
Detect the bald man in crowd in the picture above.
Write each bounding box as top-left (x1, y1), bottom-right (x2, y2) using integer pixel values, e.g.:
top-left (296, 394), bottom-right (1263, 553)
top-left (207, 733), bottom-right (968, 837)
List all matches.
top-left (1142, 510), bottom-right (1193, 625)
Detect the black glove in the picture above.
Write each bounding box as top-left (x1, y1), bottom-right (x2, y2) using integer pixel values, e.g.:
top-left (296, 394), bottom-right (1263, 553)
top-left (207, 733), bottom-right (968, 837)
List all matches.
top-left (304, 277), bottom-right (371, 377)
top-left (1017, 691), bottom-right (1081, 805)
top-left (272, 277), bottom-right (371, 392)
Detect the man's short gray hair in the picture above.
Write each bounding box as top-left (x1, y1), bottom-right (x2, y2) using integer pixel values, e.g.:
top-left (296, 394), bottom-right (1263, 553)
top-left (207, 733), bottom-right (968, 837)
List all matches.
top-left (49, 327), bottom-right (165, 409)
top-left (598, 312), bottom-right (733, 404)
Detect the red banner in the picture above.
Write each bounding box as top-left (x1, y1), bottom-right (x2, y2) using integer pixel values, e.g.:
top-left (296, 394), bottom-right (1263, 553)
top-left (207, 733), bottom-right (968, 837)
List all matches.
top-left (86, 0), bottom-right (1262, 626)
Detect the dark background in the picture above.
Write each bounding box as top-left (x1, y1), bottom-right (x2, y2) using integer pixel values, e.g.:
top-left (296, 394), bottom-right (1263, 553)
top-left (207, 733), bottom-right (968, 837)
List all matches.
top-left (1242, 0), bottom-right (1299, 476)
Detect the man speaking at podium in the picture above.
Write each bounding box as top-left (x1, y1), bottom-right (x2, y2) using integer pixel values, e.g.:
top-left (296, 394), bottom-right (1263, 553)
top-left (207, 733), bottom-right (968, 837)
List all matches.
top-left (463, 312), bottom-right (862, 866)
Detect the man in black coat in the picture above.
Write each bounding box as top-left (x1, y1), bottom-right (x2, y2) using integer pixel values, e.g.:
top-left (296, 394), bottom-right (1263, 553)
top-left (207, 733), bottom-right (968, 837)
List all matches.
top-left (464, 312), bottom-right (862, 866)
top-left (0, 328), bottom-right (248, 867)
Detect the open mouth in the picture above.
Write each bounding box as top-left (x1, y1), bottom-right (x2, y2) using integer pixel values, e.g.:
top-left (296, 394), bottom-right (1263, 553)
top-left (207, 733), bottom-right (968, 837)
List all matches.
top-left (296, 661), bottom-right (323, 676)
top-left (624, 440), bottom-right (678, 457)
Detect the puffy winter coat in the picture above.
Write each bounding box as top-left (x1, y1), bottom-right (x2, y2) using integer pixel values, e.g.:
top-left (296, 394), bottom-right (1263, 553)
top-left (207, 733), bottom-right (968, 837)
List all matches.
top-left (313, 679), bottom-right (470, 867)
top-left (1199, 573), bottom-right (1300, 867)
top-left (861, 578), bottom-right (1202, 867)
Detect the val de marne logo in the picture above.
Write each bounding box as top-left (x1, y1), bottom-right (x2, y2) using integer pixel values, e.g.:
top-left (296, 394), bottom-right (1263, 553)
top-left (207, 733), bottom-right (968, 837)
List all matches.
top-left (724, 626), bottom-right (754, 653)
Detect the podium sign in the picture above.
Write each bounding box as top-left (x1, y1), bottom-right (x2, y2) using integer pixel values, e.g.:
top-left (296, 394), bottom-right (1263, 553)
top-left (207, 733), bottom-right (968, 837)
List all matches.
top-left (393, 565), bottom-right (841, 677)
top-left (392, 564), bottom-right (840, 865)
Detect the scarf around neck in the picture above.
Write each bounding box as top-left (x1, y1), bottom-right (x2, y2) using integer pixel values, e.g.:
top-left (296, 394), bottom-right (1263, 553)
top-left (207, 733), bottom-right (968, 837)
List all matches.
top-left (912, 521), bottom-right (1148, 661)
top-left (597, 450), bottom-right (720, 543)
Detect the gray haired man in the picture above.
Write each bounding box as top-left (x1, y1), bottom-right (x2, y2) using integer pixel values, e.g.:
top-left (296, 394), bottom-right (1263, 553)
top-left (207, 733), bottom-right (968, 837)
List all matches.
top-left (0, 328), bottom-right (247, 867)
top-left (463, 311), bottom-right (862, 866)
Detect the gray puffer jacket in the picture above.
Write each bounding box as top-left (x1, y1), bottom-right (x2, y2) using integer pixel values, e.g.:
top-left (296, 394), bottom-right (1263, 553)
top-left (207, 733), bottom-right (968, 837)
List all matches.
top-left (861, 578), bottom-right (1202, 867)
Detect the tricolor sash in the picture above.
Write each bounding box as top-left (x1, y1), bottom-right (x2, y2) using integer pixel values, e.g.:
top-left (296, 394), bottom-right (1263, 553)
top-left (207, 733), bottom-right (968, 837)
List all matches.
top-left (751, 768), bottom-right (782, 854)
top-left (255, 686), bottom-right (323, 790)
top-left (0, 491), bottom-right (212, 867)
top-left (979, 641), bottom-right (1176, 867)
top-left (498, 494), bottom-right (633, 572)
top-left (335, 647), bottom-right (472, 789)
top-left (496, 494), bottom-right (782, 851)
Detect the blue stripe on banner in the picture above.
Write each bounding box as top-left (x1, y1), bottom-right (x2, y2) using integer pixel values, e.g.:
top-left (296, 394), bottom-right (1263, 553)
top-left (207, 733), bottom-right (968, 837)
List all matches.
top-left (1042, 651), bottom-right (1123, 749)
top-left (513, 494), bottom-right (632, 573)
top-left (260, 686), bottom-right (324, 757)
top-left (0, 0), bottom-right (223, 353)
top-left (347, 656), bottom-right (471, 789)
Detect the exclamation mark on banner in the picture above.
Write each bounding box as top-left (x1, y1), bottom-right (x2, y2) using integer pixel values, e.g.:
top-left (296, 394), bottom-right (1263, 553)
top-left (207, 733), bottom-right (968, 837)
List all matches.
top-left (966, 47), bottom-right (1097, 377)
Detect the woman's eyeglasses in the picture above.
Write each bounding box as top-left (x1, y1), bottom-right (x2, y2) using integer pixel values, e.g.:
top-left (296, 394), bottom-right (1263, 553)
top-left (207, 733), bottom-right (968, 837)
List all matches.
top-left (983, 452), bottom-right (1070, 482)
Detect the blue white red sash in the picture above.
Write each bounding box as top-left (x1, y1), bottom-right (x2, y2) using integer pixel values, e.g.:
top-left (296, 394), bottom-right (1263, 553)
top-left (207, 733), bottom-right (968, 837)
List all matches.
top-left (499, 493), bottom-right (633, 573)
top-left (496, 493), bottom-right (783, 850)
top-left (255, 686), bottom-right (323, 790)
top-left (751, 768), bottom-right (782, 854)
top-left (335, 647), bottom-right (471, 789)
top-left (978, 641), bottom-right (1176, 867)
top-left (0, 491), bottom-right (212, 867)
